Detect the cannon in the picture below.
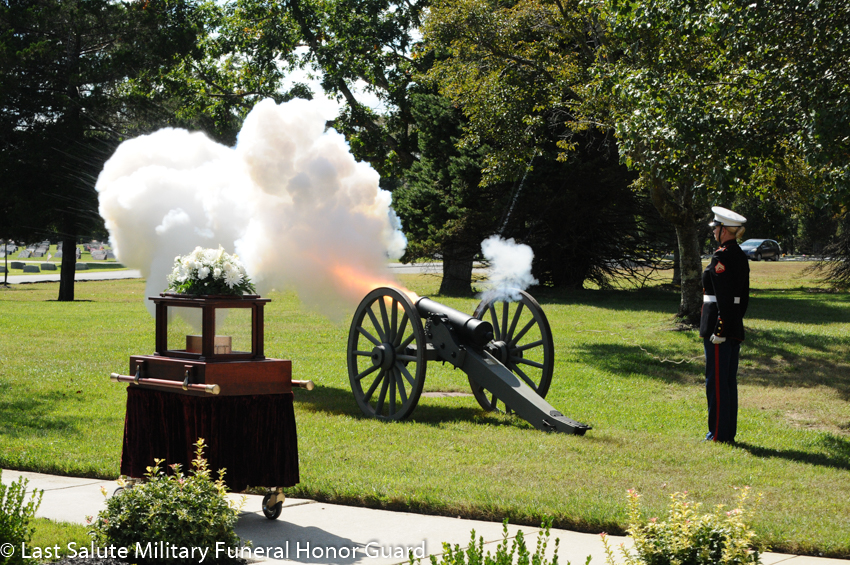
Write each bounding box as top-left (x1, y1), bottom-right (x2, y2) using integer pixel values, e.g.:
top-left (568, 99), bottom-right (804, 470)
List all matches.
top-left (346, 287), bottom-right (590, 435)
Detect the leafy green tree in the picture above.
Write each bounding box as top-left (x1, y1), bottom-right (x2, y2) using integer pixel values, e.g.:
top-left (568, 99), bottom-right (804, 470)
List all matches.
top-left (0, 0), bottom-right (208, 299)
top-left (0, 0), bottom-right (301, 299)
top-left (281, 0), bottom-right (425, 178)
top-left (393, 93), bottom-right (510, 294)
top-left (584, 0), bottom-right (850, 322)
top-left (421, 0), bottom-right (677, 291)
top-left (424, 0), bottom-right (849, 323)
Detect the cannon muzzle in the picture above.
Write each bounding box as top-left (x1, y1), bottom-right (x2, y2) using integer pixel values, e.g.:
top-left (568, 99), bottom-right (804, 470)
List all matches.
top-left (415, 296), bottom-right (494, 347)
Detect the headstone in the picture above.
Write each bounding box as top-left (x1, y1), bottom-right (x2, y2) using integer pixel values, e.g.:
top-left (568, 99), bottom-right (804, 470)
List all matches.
top-left (41, 263), bottom-right (57, 271)
top-left (55, 250), bottom-right (63, 258)
top-left (18, 250), bottom-right (30, 259)
top-left (106, 251), bottom-right (116, 260)
top-left (75, 262), bottom-right (89, 270)
top-left (10, 261), bottom-right (24, 269)
top-left (76, 248), bottom-right (81, 259)
top-left (32, 251), bottom-right (44, 257)
top-left (22, 265), bottom-right (40, 273)
top-left (0, 266), bottom-right (5, 273)
top-left (91, 250), bottom-right (107, 261)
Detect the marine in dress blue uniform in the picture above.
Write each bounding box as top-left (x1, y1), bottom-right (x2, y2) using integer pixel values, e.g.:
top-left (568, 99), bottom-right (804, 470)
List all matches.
top-left (700, 207), bottom-right (750, 443)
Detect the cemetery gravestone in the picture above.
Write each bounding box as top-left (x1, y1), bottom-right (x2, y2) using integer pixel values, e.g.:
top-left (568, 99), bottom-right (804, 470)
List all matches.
top-left (41, 263), bottom-right (57, 271)
top-left (22, 265), bottom-right (40, 273)
top-left (10, 261), bottom-right (24, 269)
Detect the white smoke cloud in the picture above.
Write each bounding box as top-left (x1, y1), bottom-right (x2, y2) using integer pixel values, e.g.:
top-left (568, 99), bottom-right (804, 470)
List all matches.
top-left (96, 98), bottom-right (407, 320)
top-left (479, 235), bottom-right (538, 302)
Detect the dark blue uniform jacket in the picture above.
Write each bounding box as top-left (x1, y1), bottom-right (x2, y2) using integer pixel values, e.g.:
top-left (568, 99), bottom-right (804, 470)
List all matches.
top-left (700, 240), bottom-right (750, 341)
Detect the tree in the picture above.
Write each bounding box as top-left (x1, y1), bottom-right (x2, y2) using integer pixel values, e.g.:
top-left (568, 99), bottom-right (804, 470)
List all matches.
top-left (0, 0), bottom-right (208, 299)
top-left (0, 0), bottom-right (303, 300)
top-left (278, 0), bottom-right (425, 179)
top-left (423, 0), bottom-right (850, 322)
top-left (421, 0), bottom-right (678, 291)
top-left (393, 93), bottom-right (511, 294)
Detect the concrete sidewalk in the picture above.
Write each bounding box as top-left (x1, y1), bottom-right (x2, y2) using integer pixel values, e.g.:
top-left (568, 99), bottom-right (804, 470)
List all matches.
top-left (2, 470), bottom-right (846, 565)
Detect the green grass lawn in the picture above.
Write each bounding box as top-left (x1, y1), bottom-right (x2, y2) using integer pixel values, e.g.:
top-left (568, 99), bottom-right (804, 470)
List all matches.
top-left (1, 262), bottom-right (848, 557)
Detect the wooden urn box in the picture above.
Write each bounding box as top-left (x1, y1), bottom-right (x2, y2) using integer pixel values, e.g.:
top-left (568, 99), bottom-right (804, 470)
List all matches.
top-left (113, 293), bottom-right (295, 396)
top-left (114, 292), bottom-right (306, 497)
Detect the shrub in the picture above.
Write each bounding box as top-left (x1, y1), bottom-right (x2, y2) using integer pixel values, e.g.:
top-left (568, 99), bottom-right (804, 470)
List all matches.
top-left (89, 439), bottom-right (246, 564)
top-left (603, 487), bottom-right (763, 565)
top-left (0, 470), bottom-right (43, 565)
top-left (411, 518), bottom-right (565, 565)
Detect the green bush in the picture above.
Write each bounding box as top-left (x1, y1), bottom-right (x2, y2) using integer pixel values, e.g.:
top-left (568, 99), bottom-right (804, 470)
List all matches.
top-left (89, 439), bottom-right (246, 564)
top-left (411, 518), bottom-right (564, 565)
top-left (603, 488), bottom-right (763, 565)
top-left (0, 470), bottom-right (43, 565)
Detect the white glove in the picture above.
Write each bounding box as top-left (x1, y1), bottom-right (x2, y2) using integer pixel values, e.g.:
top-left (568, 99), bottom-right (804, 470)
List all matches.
top-left (710, 334), bottom-right (726, 344)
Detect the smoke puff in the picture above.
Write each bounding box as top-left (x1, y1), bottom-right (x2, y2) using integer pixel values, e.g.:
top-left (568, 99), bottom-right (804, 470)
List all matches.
top-left (480, 236), bottom-right (538, 302)
top-left (96, 98), bottom-right (406, 319)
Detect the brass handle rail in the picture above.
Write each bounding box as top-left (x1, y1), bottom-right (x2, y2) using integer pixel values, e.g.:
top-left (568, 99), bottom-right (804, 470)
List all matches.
top-left (110, 372), bottom-right (221, 395)
top-left (292, 380), bottom-right (315, 390)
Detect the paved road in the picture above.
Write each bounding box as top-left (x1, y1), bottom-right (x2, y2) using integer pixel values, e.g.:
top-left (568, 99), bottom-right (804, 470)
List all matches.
top-left (1, 263), bottom-right (442, 285)
top-left (1, 269), bottom-right (144, 285)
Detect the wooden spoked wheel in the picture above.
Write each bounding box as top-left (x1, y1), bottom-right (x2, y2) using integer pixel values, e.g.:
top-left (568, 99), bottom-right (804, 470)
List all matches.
top-left (469, 290), bottom-right (554, 413)
top-left (347, 287), bottom-right (427, 420)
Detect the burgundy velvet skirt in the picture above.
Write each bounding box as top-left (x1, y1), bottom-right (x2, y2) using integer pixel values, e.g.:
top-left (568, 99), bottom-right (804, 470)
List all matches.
top-left (120, 387), bottom-right (299, 492)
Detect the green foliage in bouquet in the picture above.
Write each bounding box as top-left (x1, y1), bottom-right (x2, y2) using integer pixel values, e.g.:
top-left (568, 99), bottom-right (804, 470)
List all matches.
top-left (90, 439), bottom-right (246, 564)
top-left (603, 488), bottom-right (762, 565)
top-left (165, 246), bottom-right (256, 296)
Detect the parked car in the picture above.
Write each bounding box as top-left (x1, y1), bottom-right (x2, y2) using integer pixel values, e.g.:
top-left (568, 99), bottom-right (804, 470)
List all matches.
top-left (740, 239), bottom-right (781, 261)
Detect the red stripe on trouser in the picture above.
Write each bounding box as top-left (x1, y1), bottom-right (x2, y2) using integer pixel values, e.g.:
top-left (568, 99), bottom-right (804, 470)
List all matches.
top-left (714, 344), bottom-right (721, 441)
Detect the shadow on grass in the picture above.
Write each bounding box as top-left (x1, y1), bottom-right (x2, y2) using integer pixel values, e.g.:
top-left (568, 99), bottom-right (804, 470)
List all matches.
top-left (744, 328), bottom-right (850, 400)
top-left (571, 342), bottom-right (700, 385)
top-left (0, 391), bottom-right (81, 438)
top-left (573, 328), bottom-right (850, 399)
top-left (746, 291), bottom-right (850, 324)
top-left (735, 433), bottom-right (850, 471)
top-left (525, 286), bottom-right (850, 325)
top-left (295, 384), bottom-right (588, 433)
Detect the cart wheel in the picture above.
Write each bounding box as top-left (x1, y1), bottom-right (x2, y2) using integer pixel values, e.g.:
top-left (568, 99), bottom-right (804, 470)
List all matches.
top-left (470, 290), bottom-right (554, 413)
top-left (347, 287), bottom-right (427, 421)
top-left (262, 493), bottom-right (283, 520)
top-left (113, 487), bottom-right (125, 496)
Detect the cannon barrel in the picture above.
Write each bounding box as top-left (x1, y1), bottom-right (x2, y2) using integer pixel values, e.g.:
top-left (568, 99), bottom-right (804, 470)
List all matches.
top-left (415, 297), bottom-right (494, 347)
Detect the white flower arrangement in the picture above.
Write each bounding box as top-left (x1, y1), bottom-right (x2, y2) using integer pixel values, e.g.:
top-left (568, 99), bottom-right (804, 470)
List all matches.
top-left (165, 246), bottom-right (256, 296)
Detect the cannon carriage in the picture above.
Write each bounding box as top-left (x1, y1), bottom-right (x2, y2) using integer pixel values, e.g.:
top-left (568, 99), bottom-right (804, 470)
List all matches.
top-left (347, 287), bottom-right (590, 435)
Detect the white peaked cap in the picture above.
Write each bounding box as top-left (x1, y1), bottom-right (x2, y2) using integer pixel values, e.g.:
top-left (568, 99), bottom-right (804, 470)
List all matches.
top-left (709, 206), bottom-right (747, 227)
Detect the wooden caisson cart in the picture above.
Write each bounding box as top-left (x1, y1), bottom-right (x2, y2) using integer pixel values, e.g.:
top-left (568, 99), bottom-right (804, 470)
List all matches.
top-left (111, 293), bottom-right (312, 520)
top-left (346, 287), bottom-right (590, 434)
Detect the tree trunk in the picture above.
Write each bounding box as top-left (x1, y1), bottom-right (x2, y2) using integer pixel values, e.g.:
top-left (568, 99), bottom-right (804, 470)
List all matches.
top-left (439, 242), bottom-right (474, 295)
top-left (671, 246), bottom-right (681, 287)
top-left (58, 234), bottom-right (77, 301)
top-left (674, 222), bottom-right (703, 326)
top-left (647, 176), bottom-right (703, 326)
